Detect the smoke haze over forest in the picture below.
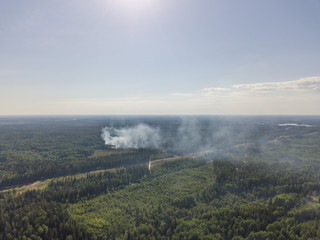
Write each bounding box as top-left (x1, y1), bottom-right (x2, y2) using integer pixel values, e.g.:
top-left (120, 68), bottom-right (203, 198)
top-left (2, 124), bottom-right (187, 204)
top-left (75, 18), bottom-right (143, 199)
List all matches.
top-left (100, 116), bottom-right (319, 155)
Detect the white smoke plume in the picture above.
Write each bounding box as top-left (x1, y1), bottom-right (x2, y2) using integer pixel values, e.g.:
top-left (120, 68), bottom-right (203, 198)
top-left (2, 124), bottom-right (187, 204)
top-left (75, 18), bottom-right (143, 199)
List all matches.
top-left (101, 124), bottom-right (161, 149)
top-left (100, 118), bottom-right (247, 153)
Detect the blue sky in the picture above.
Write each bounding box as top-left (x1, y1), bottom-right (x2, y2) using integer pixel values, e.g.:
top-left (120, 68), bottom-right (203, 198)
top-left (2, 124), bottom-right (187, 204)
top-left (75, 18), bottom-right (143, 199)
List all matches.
top-left (1, 0), bottom-right (320, 115)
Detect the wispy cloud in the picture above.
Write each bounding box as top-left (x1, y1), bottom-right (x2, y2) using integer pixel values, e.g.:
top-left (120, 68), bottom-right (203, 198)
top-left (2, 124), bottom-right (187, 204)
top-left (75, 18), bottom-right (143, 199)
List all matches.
top-left (203, 77), bottom-right (320, 96)
top-left (233, 77), bottom-right (320, 92)
top-left (171, 93), bottom-right (194, 97)
top-left (202, 88), bottom-right (230, 96)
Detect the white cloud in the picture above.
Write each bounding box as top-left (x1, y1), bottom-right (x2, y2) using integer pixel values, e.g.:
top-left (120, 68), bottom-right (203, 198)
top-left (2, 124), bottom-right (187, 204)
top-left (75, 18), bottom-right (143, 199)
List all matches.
top-left (202, 77), bottom-right (320, 97)
top-left (171, 93), bottom-right (193, 97)
top-left (194, 77), bottom-right (320, 114)
top-left (202, 88), bottom-right (230, 96)
top-left (232, 77), bottom-right (320, 92)
top-left (2, 77), bottom-right (319, 115)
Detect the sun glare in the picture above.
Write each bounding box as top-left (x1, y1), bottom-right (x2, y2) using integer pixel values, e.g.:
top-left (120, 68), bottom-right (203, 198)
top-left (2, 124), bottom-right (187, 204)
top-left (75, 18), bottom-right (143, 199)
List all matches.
top-left (105, 0), bottom-right (163, 21)
top-left (114, 0), bottom-right (154, 11)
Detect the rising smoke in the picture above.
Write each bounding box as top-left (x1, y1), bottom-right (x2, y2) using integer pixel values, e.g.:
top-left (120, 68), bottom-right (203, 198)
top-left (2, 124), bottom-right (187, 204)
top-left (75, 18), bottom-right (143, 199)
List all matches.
top-left (101, 124), bottom-right (161, 149)
top-left (100, 116), bottom-right (319, 161)
top-left (100, 118), bottom-right (245, 154)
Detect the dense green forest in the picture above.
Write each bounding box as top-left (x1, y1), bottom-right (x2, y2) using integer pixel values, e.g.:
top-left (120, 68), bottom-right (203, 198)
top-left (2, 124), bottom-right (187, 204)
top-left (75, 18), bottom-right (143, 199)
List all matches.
top-left (1, 158), bottom-right (320, 239)
top-left (0, 117), bottom-right (160, 189)
top-left (0, 116), bottom-right (320, 239)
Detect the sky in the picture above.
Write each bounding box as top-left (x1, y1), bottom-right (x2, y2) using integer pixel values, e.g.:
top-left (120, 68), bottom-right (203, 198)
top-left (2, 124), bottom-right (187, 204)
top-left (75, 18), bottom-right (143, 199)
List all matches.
top-left (0, 0), bottom-right (320, 115)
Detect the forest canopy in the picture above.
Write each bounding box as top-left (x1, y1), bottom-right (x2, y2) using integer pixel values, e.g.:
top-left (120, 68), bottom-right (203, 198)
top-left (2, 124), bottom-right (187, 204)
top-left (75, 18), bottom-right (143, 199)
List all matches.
top-left (0, 116), bottom-right (320, 239)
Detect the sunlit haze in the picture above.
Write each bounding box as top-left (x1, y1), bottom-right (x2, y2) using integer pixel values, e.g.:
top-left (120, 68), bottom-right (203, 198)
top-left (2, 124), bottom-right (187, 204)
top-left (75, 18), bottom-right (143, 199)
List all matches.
top-left (1, 0), bottom-right (320, 115)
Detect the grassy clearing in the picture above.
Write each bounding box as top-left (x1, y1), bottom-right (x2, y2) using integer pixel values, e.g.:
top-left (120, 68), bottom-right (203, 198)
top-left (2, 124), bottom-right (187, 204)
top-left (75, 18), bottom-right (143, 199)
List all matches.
top-left (0, 149), bottom-right (214, 195)
top-left (0, 166), bottom-right (130, 195)
top-left (0, 180), bottom-right (50, 195)
top-left (0, 155), bottom-right (183, 194)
